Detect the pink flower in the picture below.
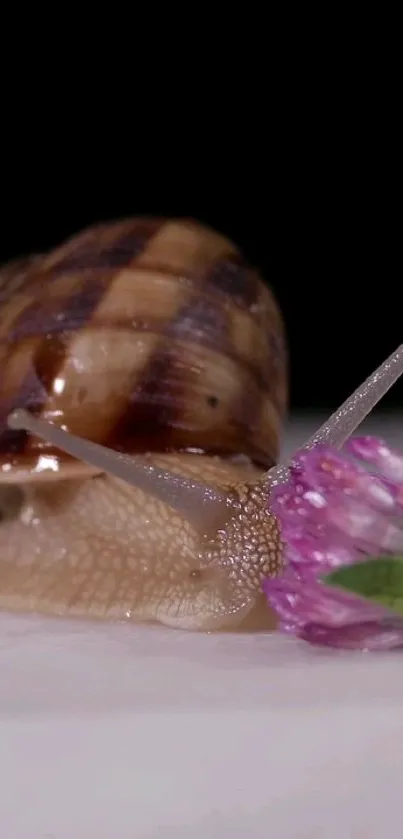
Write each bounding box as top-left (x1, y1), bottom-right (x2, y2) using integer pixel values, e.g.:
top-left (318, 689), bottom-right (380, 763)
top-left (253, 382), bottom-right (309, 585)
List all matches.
top-left (263, 437), bottom-right (403, 650)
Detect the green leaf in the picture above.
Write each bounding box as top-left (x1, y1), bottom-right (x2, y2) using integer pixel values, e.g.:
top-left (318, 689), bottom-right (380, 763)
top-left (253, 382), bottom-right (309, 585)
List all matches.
top-left (324, 556), bottom-right (403, 617)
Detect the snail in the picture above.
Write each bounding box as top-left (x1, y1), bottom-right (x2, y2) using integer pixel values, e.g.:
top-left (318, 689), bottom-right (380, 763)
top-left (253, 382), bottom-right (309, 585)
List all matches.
top-left (1, 218), bottom-right (402, 631)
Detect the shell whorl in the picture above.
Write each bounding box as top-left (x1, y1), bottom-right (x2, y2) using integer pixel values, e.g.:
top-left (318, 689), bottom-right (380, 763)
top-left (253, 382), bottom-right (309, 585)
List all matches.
top-left (0, 218), bottom-right (287, 480)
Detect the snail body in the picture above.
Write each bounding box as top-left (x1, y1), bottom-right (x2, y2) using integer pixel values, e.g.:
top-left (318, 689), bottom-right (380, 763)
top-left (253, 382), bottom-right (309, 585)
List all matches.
top-left (0, 219), bottom-right (286, 630)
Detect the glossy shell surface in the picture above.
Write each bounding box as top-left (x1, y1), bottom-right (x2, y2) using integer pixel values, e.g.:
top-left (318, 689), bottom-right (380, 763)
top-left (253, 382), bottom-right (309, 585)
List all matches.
top-left (0, 218), bottom-right (287, 482)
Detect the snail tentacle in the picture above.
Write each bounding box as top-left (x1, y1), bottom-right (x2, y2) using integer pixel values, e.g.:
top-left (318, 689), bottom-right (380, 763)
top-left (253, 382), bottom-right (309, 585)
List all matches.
top-left (267, 344), bottom-right (403, 488)
top-left (7, 409), bottom-right (231, 535)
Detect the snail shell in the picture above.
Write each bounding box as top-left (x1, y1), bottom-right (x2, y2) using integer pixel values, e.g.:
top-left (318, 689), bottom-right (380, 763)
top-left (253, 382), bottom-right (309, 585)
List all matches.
top-left (0, 217), bottom-right (286, 481)
top-left (0, 218), bottom-right (286, 630)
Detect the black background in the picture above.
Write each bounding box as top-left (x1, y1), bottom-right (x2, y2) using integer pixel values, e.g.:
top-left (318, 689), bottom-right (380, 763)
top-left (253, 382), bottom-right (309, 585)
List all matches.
top-left (1, 99), bottom-right (399, 417)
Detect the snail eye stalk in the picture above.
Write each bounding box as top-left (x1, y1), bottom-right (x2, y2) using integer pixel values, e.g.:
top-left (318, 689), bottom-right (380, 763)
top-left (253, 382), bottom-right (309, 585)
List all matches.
top-left (7, 409), bottom-right (231, 535)
top-left (267, 343), bottom-right (403, 488)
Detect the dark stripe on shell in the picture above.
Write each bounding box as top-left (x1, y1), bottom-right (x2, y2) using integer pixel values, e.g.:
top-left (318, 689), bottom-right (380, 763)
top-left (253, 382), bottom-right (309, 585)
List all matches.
top-left (0, 256), bottom-right (42, 305)
top-left (7, 275), bottom-right (110, 343)
top-left (46, 219), bottom-right (164, 277)
top-left (0, 362), bottom-right (47, 456)
top-left (205, 253), bottom-right (261, 309)
top-left (109, 344), bottom-right (186, 452)
top-left (0, 276), bottom-right (111, 458)
top-left (102, 288), bottom-right (280, 466)
top-left (167, 292), bottom-right (231, 347)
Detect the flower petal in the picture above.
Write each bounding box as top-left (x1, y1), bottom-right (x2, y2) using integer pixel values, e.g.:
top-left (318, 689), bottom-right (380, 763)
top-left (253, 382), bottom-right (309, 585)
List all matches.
top-left (286, 533), bottom-right (357, 576)
top-left (300, 620), bottom-right (403, 651)
top-left (347, 437), bottom-right (403, 484)
top-left (263, 577), bottom-right (387, 629)
top-left (264, 436), bottom-right (403, 650)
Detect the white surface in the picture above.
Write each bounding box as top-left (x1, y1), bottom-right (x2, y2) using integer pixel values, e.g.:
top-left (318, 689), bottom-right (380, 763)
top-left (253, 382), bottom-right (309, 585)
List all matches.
top-left (1, 415), bottom-right (403, 839)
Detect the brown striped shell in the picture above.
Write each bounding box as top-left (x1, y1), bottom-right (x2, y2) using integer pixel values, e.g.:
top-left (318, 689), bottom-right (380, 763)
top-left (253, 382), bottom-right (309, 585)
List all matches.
top-left (0, 218), bottom-right (287, 483)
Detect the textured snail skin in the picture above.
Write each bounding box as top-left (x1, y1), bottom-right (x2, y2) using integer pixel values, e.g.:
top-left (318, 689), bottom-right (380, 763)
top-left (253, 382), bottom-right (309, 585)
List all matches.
top-left (0, 452), bottom-right (281, 629)
top-left (0, 219), bottom-right (286, 630)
